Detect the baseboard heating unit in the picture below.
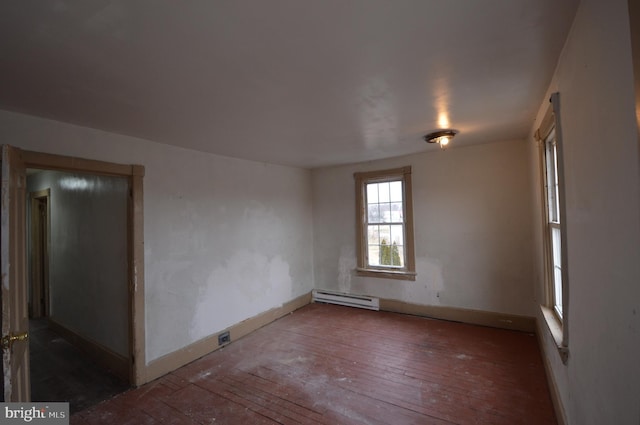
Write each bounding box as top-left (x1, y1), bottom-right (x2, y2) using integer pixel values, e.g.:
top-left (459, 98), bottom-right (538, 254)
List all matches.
top-left (312, 289), bottom-right (380, 311)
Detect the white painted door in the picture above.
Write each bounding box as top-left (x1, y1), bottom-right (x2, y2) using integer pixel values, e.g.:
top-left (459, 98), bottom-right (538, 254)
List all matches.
top-left (1, 144), bottom-right (30, 401)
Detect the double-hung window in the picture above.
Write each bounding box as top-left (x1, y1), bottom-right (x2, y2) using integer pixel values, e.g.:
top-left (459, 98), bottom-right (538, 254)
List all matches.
top-left (536, 92), bottom-right (569, 361)
top-left (354, 167), bottom-right (416, 280)
top-left (545, 129), bottom-right (563, 319)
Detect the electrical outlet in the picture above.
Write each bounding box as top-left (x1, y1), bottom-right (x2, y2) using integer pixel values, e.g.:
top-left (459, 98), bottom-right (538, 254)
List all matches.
top-left (218, 331), bottom-right (230, 346)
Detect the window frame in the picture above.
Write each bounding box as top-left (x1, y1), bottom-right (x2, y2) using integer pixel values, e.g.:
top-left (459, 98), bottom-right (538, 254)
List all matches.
top-left (354, 166), bottom-right (416, 281)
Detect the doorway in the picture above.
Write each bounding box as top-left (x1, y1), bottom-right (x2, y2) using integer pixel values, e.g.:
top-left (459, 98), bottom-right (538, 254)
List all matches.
top-left (27, 170), bottom-right (131, 413)
top-left (1, 145), bottom-right (146, 403)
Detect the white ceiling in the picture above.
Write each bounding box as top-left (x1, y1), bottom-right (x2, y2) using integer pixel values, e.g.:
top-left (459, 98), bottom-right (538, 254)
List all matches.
top-left (0, 1), bottom-right (579, 168)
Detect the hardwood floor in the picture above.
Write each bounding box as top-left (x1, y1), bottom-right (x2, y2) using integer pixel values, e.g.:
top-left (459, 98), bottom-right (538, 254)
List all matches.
top-left (29, 318), bottom-right (130, 413)
top-left (71, 303), bottom-right (557, 424)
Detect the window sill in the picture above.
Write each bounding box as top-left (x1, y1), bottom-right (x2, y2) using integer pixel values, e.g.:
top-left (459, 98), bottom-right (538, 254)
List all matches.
top-left (356, 268), bottom-right (416, 281)
top-left (540, 305), bottom-right (569, 364)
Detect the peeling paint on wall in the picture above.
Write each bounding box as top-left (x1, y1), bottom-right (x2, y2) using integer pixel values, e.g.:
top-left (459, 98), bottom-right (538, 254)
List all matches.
top-left (190, 251), bottom-right (292, 341)
top-left (337, 246), bottom-right (355, 294)
top-left (413, 257), bottom-right (445, 305)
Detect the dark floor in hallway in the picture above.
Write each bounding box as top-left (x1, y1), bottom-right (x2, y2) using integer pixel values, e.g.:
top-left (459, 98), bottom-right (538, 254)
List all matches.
top-left (71, 303), bottom-right (557, 424)
top-left (29, 318), bottom-right (130, 413)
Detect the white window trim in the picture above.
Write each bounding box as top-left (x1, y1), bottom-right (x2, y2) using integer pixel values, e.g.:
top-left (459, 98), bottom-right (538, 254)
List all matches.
top-left (354, 166), bottom-right (416, 281)
top-left (535, 92), bottom-right (569, 364)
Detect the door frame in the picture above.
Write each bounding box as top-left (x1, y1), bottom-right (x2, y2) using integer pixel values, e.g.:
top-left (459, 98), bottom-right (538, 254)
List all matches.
top-left (4, 146), bottom-right (147, 393)
top-left (29, 189), bottom-right (50, 319)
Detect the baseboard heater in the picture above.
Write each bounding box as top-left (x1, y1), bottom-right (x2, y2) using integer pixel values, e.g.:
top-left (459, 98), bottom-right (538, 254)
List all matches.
top-left (312, 289), bottom-right (379, 311)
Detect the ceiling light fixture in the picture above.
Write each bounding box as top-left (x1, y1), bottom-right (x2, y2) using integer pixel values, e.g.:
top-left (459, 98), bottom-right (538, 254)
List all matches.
top-left (424, 129), bottom-right (458, 149)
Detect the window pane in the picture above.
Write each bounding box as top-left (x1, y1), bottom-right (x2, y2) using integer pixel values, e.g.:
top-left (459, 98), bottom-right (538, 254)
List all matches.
top-left (379, 225), bottom-right (391, 243)
top-left (367, 225), bottom-right (379, 245)
top-left (368, 245), bottom-right (380, 266)
top-left (367, 183), bottom-right (378, 204)
top-left (551, 226), bottom-right (563, 318)
top-left (553, 146), bottom-right (561, 222)
top-left (547, 141), bottom-right (560, 223)
top-left (380, 238), bottom-right (391, 266)
top-left (390, 202), bottom-right (403, 222)
top-left (389, 181), bottom-right (402, 202)
top-left (554, 266), bottom-right (563, 317)
top-left (379, 203), bottom-right (391, 223)
top-left (552, 145), bottom-right (560, 186)
top-left (368, 204), bottom-right (381, 223)
top-left (390, 225), bottom-right (404, 245)
top-left (378, 182), bottom-right (390, 202)
top-left (552, 227), bottom-right (562, 266)
top-left (391, 243), bottom-right (402, 266)
top-left (396, 245), bottom-right (405, 267)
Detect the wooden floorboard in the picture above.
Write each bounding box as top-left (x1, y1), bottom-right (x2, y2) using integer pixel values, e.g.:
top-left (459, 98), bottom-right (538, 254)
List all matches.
top-left (29, 318), bottom-right (130, 414)
top-left (71, 303), bottom-right (557, 425)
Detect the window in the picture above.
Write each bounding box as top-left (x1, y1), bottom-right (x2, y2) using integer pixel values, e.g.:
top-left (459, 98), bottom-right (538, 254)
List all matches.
top-left (354, 167), bottom-right (416, 280)
top-left (536, 92), bottom-right (568, 362)
top-left (545, 129), bottom-right (563, 319)
top-left (538, 93), bottom-right (568, 322)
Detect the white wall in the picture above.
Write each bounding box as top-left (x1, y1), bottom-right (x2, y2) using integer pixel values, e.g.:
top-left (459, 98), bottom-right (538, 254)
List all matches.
top-left (0, 109), bottom-right (315, 363)
top-left (27, 170), bottom-right (129, 357)
top-left (312, 139), bottom-right (535, 317)
top-left (530, 0), bottom-right (640, 423)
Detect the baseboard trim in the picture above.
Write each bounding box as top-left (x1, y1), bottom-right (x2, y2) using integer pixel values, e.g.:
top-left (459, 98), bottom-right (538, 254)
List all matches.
top-left (379, 299), bottom-right (536, 333)
top-left (47, 318), bottom-right (129, 382)
top-left (535, 312), bottom-right (567, 425)
top-left (144, 291), bottom-right (312, 383)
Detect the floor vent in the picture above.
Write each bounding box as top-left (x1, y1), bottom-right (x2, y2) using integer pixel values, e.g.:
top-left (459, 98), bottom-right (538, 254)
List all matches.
top-left (312, 289), bottom-right (379, 311)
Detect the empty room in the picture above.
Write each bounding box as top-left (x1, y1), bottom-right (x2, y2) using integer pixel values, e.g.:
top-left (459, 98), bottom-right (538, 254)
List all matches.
top-left (1, 1), bottom-right (640, 424)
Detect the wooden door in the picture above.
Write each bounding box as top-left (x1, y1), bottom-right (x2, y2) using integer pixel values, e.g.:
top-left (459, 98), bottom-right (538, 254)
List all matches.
top-left (1, 144), bottom-right (30, 401)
